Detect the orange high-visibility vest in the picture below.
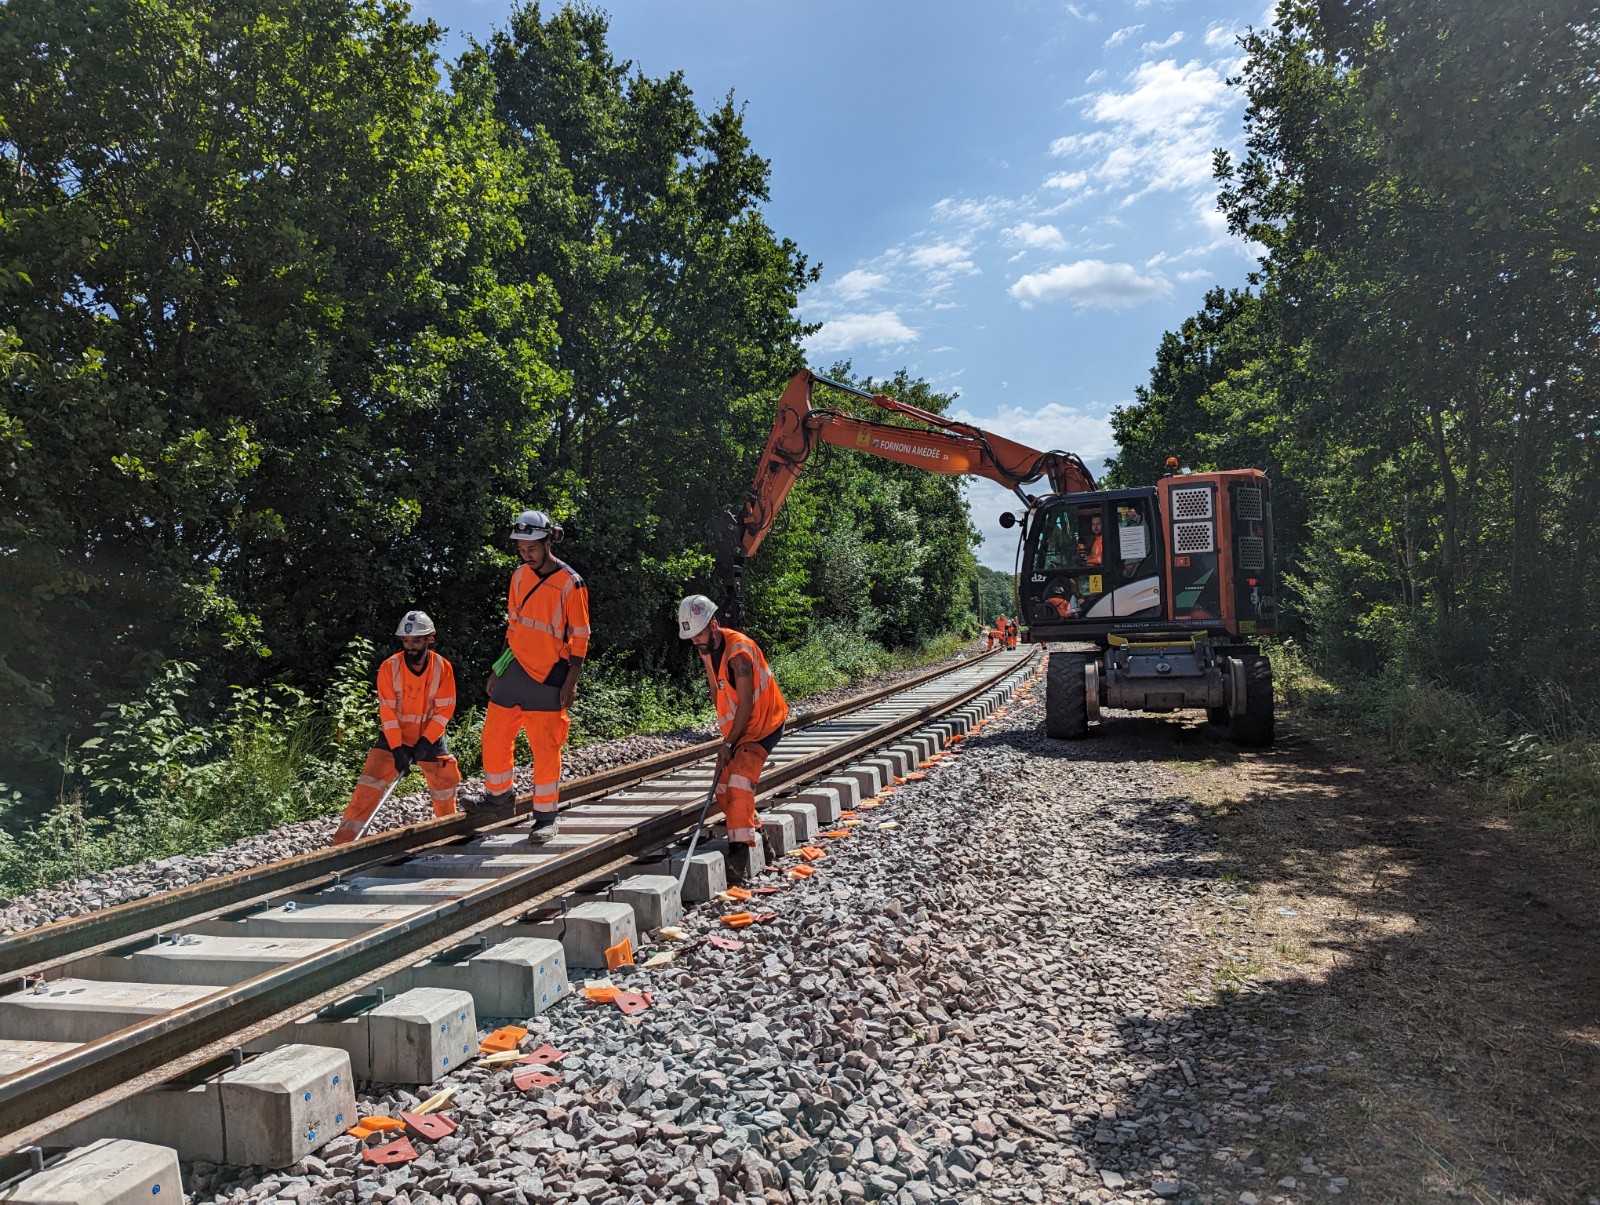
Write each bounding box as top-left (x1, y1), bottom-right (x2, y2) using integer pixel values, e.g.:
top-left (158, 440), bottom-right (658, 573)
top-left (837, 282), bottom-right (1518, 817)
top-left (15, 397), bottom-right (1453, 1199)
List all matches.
top-left (506, 561), bottom-right (591, 683)
top-left (708, 628), bottom-right (788, 745)
top-left (377, 651), bottom-right (457, 748)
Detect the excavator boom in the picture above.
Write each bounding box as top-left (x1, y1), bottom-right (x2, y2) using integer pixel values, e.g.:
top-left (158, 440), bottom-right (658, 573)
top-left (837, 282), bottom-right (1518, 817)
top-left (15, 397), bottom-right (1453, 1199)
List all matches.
top-left (727, 371), bottom-right (1095, 563)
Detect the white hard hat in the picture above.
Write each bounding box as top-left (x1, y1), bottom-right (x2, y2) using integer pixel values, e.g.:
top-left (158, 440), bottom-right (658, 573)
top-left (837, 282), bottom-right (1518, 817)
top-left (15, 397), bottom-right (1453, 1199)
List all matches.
top-left (511, 509), bottom-right (556, 541)
top-left (677, 594), bottom-right (717, 639)
top-left (395, 610), bottom-right (436, 637)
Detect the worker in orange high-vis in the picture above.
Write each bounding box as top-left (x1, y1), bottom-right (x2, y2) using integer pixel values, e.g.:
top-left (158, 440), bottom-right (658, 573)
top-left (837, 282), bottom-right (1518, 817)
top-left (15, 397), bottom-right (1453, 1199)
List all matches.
top-left (479, 509), bottom-right (589, 841)
top-left (678, 594), bottom-right (788, 849)
top-left (332, 610), bottom-right (460, 845)
top-left (984, 626), bottom-right (996, 652)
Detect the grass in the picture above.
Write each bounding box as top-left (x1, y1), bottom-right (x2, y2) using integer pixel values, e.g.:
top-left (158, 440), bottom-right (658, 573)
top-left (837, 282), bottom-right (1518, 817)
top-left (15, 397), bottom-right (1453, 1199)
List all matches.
top-left (1268, 640), bottom-right (1600, 847)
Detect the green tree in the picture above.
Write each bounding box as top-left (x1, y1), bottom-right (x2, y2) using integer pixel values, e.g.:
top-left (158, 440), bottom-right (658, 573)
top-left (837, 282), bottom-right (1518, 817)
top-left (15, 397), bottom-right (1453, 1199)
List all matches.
top-left (476, 3), bottom-right (818, 667)
top-left (0, 0), bottom-right (560, 797)
top-left (1197, 0), bottom-right (1600, 700)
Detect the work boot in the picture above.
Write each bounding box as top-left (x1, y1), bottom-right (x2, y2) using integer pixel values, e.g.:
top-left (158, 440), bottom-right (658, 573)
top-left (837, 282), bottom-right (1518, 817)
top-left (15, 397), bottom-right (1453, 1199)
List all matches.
top-left (525, 808), bottom-right (558, 843)
top-left (468, 791), bottom-right (516, 818)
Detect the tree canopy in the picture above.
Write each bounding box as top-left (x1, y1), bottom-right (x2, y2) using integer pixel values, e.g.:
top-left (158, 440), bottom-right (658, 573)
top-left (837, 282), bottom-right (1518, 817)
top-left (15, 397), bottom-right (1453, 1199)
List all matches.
top-left (0, 0), bottom-right (980, 804)
top-left (1112, 0), bottom-right (1600, 712)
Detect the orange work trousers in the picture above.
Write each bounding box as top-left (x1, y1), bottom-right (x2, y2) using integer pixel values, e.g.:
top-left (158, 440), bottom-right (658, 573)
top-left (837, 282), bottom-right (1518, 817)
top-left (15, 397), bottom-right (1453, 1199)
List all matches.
top-left (333, 747), bottom-right (460, 844)
top-left (480, 704), bottom-right (570, 814)
top-left (716, 739), bottom-right (773, 846)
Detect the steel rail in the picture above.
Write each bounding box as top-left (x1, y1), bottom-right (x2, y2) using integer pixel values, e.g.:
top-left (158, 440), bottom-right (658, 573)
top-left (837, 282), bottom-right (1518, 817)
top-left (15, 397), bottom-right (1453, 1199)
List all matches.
top-left (0, 650), bottom-right (997, 981)
top-left (0, 650), bottom-right (1038, 1155)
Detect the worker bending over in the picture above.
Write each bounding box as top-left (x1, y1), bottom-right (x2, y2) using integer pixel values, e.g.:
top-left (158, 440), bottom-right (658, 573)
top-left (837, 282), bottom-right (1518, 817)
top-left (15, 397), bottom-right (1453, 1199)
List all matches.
top-left (678, 594), bottom-right (788, 849)
top-left (480, 509), bottom-right (589, 839)
top-left (332, 610), bottom-right (460, 844)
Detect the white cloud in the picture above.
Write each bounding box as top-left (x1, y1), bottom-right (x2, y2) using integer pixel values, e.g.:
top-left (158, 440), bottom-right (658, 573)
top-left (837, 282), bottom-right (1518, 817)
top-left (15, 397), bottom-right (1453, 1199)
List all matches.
top-left (1008, 259), bottom-right (1172, 308)
top-left (1204, 22), bottom-right (1243, 49)
top-left (804, 311), bottom-right (918, 353)
top-left (1069, 58), bottom-right (1237, 197)
top-left (955, 401), bottom-right (1120, 466)
top-left (1002, 221), bottom-right (1069, 252)
top-left (1049, 131), bottom-right (1111, 157)
top-left (908, 240), bottom-right (979, 278)
top-left (1140, 31), bottom-right (1184, 51)
top-left (1065, 3), bottom-right (1096, 21)
top-left (1043, 170), bottom-right (1090, 192)
top-left (931, 196), bottom-right (1014, 228)
top-left (832, 269), bottom-right (889, 301)
top-left (1105, 24), bottom-right (1144, 48)
top-left (1085, 68), bottom-right (1107, 84)
top-left (1177, 268), bottom-right (1214, 282)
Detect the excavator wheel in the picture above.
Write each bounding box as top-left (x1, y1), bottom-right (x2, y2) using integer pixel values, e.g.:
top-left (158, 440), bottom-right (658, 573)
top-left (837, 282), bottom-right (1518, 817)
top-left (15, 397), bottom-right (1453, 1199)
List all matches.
top-left (1228, 654), bottom-right (1275, 747)
top-left (1045, 652), bottom-right (1090, 740)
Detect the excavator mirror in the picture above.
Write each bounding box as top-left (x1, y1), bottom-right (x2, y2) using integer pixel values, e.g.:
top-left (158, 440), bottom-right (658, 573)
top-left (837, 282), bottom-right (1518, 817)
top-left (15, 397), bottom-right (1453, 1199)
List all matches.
top-left (998, 512), bottom-right (1017, 529)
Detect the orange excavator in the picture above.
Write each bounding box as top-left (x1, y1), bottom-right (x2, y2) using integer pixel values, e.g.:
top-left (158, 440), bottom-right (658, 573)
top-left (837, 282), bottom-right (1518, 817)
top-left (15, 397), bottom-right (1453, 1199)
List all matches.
top-left (720, 371), bottom-right (1277, 745)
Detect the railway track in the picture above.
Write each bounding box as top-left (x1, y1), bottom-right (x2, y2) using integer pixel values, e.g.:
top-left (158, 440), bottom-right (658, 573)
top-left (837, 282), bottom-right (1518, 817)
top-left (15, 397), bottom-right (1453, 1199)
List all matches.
top-left (0, 647), bottom-right (1038, 1192)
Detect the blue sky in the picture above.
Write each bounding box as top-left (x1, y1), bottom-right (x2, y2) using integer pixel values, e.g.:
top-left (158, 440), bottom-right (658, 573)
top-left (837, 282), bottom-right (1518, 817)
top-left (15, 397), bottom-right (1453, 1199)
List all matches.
top-left (418, 0), bottom-right (1275, 568)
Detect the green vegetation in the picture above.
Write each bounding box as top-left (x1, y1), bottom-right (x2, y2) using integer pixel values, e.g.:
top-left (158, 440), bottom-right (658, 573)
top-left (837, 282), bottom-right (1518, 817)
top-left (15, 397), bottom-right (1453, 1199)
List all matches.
top-left (0, 624), bottom-right (967, 900)
top-left (0, 1), bottom-right (982, 820)
top-left (1110, 1), bottom-right (1599, 838)
top-left (1271, 643), bottom-right (1600, 846)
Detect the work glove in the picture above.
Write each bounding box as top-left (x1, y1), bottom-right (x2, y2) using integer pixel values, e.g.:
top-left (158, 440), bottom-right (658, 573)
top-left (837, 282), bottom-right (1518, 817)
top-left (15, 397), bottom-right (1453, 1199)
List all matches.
top-left (390, 744), bottom-right (414, 777)
top-left (412, 736), bottom-right (442, 764)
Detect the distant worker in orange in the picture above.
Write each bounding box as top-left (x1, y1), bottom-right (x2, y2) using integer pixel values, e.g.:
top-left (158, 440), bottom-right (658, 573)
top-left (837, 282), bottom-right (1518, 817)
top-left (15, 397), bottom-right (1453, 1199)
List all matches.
top-left (984, 625), bottom-right (996, 652)
top-left (480, 510), bottom-right (589, 840)
top-left (332, 610), bottom-right (460, 844)
top-left (1007, 618), bottom-right (1020, 649)
top-left (679, 594), bottom-right (788, 849)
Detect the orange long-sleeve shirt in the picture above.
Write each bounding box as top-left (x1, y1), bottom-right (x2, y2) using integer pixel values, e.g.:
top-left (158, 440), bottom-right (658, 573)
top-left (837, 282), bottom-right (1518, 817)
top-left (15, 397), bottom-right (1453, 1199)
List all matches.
top-left (506, 560), bottom-right (591, 682)
top-left (377, 650), bottom-right (457, 748)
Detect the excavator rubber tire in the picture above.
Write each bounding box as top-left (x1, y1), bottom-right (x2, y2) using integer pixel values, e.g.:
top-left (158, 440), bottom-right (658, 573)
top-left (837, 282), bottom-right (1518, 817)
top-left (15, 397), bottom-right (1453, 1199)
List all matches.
top-left (1228, 653), bottom-right (1275, 747)
top-left (1045, 651), bottom-right (1090, 740)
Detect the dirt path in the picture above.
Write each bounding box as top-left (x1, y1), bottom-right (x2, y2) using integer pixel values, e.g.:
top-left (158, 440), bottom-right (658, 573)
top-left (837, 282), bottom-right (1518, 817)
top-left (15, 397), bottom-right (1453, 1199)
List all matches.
top-left (1159, 711), bottom-right (1600, 1203)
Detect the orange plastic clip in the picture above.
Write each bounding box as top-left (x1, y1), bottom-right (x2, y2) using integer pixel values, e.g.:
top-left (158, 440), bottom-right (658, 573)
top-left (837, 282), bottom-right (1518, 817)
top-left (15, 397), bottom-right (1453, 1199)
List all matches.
top-left (722, 912), bottom-right (756, 929)
top-left (796, 846), bottom-right (827, 861)
top-left (604, 936), bottom-right (633, 971)
top-left (840, 809), bottom-right (859, 818)
top-left (725, 886), bottom-right (753, 902)
top-left (478, 1025), bottom-right (527, 1055)
top-left (584, 983), bottom-right (620, 1003)
top-left (905, 772), bottom-right (928, 781)
top-left (360, 1116), bottom-right (406, 1132)
top-left (821, 829), bottom-right (853, 839)
top-left (787, 865), bottom-right (815, 879)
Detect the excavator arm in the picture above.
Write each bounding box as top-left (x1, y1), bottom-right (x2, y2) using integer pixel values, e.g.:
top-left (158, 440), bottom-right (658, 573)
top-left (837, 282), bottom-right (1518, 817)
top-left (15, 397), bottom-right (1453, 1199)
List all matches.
top-left (718, 370), bottom-right (1096, 612)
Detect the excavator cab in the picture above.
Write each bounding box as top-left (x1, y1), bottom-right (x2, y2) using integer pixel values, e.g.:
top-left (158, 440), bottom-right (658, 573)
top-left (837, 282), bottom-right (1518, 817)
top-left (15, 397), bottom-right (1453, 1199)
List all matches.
top-left (1018, 488), bottom-right (1165, 636)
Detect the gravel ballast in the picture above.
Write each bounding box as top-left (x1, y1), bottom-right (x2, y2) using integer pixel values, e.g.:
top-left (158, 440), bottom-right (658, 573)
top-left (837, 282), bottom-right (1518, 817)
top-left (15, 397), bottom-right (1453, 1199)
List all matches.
top-left (184, 667), bottom-right (1344, 1204)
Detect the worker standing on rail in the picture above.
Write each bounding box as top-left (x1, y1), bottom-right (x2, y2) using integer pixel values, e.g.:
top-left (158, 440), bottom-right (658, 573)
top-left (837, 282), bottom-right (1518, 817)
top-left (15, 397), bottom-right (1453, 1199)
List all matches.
top-left (678, 594), bottom-right (788, 850)
top-left (479, 510), bottom-right (589, 840)
top-left (331, 610), bottom-right (460, 845)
